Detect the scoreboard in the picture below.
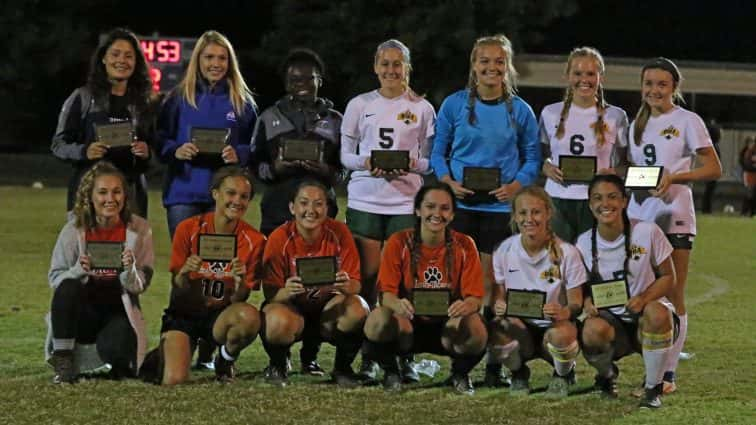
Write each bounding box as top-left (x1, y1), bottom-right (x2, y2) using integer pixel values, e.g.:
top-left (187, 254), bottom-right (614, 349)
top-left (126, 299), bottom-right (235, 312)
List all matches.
top-left (138, 36), bottom-right (197, 93)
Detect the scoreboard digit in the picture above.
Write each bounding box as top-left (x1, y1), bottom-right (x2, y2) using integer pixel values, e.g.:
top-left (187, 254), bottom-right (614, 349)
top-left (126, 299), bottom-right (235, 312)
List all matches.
top-left (137, 35), bottom-right (196, 93)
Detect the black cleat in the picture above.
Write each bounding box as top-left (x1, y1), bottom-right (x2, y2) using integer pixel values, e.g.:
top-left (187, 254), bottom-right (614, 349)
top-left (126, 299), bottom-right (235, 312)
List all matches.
top-left (301, 360), bottom-right (326, 376)
top-left (484, 363), bottom-right (511, 388)
top-left (400, 356), bottom-right (420, 383)
top-left (451, 373), bottom-right (475, 396)
top-left (509, 365), bottom-right (531, 395)
top-left (594, 364), bottom-right (619, 399)
top-left (640, 383), bottom-right (663, 409)
top-left (51, 350), bottom-right (76, 384)
top-left (214, 355), bottom-right (236, 383)
top-left (264, 364), bottom-right (289, 387)
top-left (382, 372), bottom-right (402, 392)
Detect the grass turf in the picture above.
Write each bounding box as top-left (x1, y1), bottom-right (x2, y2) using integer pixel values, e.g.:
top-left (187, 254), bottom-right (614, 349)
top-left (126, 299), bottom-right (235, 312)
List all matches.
top-left (0, 186), bottom-right (754, 424)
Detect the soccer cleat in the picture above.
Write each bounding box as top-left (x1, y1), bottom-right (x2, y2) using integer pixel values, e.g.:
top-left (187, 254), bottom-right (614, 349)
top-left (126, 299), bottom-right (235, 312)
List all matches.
top-left (357, 359), bottom-right (381, 382)
top-left (331, 369), bottom-right (362, 388)
top-left (301, 360), bottom-right (326, 376)
top-left (640, 383), bottom-right (663, 408)
top-left (382, 372), bottom-right (402, 392)
top-left (214, 355), bottom-right (236, 383)
top-left (51, 350), bottom-right (76, 384)
top-left (509, 365), bottom-right (531, 395)
top-left (678, 351), bottom-right (695, 361)
top-left (483, 363), bottom-right (511, 388)
top-left (545, 369), bottom-right (575, 399)
top-left (451, 373), bottom-right (475, 396)
top-left (400, 356), bottom-right (420, 383)
top-left (594, 364), bottom-right (619, 399)
top-left (264, 364), bottom-right (289, 387)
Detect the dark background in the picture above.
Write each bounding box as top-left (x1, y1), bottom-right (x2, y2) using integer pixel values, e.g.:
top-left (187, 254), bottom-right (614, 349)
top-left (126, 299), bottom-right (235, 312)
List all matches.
top-left (2, 0), bottom-right (755, 151)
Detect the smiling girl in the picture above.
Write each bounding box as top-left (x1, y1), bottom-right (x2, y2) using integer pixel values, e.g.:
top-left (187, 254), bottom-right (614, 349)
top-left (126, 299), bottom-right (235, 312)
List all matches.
top-left (539, 47), bottom-right (629, 242)
top-left (627, 58), bottom-right (721, 393)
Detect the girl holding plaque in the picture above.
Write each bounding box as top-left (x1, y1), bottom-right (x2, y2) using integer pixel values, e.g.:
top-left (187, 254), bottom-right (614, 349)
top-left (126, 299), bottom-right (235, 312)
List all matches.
top-left (539, 47), bottom-right (629, 242)
top-left (488, 187), bottom-right (586, 398)
top-left (46, 161), bottom-right (154, 383)
top-left (576, 174), bottom-right (676, 408)
top-left (260, 181), bottom-right (367, 387)
top-left (430, 35), bottom-right (540, 386)
top-left (158, 30), bottom-right (257, 239)
top-left (52, 28), bottom-right (158, 218)
top-left (363, 183), bottom-right (486, 394)
top-left (340, 39), bottom-right (436, 380)
top-left (627, 58), bottom-right (721, 393)
top-left (147, 167), bottom-right (265, 385)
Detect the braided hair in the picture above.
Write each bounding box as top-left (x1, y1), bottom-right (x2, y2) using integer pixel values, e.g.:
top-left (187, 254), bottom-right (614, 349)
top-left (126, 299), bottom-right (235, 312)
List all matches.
top-left (555, 47), bottom-right (608, 147)
top-left (73, 161), bottom-right (132, 230)
top-left (587, 174), bottom-right (632, 281)
top-left (509, 186), bottom-right (563, 279)
top-left (408, 183), bottom-right (457, 290)
top-left (633, 57), bottom-right (684, 146)
top-left (466, 34), bottom-right (519, 130)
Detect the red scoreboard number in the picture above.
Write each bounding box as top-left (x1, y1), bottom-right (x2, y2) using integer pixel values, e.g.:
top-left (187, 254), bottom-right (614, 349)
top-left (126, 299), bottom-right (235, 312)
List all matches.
top-left (137, 36), bottom-right (196, 93)
top-left (140, 39), bottom-right (181, 64)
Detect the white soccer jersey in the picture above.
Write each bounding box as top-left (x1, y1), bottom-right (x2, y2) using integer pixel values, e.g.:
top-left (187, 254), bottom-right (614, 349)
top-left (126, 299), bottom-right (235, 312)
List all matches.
top-left (540, 102), bottom-right (629, 200)
top-left (340, 90), bottom-right (436, 214)
top-left (576, 221), bottom-right (673, 317)
top-left (493, 234), bottom-right (587, 326)
top-left (627, 106), bottom-right (712, 235)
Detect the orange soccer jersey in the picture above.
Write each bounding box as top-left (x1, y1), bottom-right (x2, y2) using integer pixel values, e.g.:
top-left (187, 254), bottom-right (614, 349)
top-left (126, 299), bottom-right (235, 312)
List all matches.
top-left (169, 213), bottom-right (266, 313)
top-left (377, 229), bottom-right (484, 299)
top-left (263, 218), bottom-right (361, 289)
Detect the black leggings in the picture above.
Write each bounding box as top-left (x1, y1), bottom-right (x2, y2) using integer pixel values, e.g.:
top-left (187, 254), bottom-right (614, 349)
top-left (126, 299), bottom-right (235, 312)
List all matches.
top-left (51, 279), bottom-right (137, 376)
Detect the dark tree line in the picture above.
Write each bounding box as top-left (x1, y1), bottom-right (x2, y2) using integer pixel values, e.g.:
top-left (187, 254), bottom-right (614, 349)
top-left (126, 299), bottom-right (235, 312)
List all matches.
top-left (2, 0), bottom-right (578, 150)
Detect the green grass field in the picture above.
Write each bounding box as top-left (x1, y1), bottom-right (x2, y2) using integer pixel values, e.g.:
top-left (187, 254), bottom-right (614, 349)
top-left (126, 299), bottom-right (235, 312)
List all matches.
top-left (0, 186), bottom-right (754, 424)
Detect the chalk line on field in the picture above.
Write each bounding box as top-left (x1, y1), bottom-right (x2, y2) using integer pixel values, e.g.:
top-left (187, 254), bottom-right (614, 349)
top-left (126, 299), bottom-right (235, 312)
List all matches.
top-left (688, 273), bottom-right (730, 307)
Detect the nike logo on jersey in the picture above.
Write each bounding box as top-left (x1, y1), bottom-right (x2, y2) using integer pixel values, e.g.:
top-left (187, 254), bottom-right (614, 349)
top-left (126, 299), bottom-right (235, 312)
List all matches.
top-left (508, 268), bottom-right (519, 273)
top-left (365, 113), bottom-right (376, 118)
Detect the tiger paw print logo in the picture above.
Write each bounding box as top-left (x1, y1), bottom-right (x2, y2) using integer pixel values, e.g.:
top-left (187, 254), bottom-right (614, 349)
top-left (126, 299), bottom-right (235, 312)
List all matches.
top-left (397, 109), bottom-right (418, 125)
top-left (539, 265), bottom-right (560, 284)
top-left (660, 125), bottom-right (680, 140)
top-left (630, 244), bottom-right (647, 261)
top-left (424, 266), bottom-right (443, 285)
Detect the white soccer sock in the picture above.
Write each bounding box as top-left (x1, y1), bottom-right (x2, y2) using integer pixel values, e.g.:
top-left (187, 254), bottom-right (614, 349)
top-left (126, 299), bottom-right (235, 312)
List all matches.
top-left (490, 340), bottom-right (522, 371)
top-left (643, 329), bottom-right (673, 388)
top-left (548, 341), bottom-right (579, 377)
top-left (664, 313), bottom-right (687, 376)
top-left (220, 345), bottom-right (236, 361)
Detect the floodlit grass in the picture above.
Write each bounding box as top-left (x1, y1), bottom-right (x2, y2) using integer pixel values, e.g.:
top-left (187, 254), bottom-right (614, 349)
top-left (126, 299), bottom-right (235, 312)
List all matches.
top-left (0, 186), bottom-right (754, 424)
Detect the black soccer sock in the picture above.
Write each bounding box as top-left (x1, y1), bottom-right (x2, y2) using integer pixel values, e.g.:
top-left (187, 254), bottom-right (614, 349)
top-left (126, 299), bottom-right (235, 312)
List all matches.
top-left (51, 279), bottom-right (82, 343)
top-left (333, 329), bottom-right (363, 373)
top-left (364, 339), bottom-right (399, 374)
top-left (261, 337), bottom-right (290, 369)
top-left (451, 351), bottom-right (485, 376)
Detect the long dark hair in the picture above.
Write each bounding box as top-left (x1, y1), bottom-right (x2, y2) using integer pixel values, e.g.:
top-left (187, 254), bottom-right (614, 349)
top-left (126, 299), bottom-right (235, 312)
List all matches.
top-left (587, 174), bottom-right (632, 281)
top-left (409, 182), bottom-right (457, 287)
top-left (86, 28), bottom-right (152, 112)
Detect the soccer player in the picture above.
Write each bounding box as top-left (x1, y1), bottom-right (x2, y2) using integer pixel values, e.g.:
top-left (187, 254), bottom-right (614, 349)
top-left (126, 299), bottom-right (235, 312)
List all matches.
top-left (251, 48), bottom-right (343, 376)
top-left (340, 39), bottom-right (436, 381)
top-left (488, 186), bottom-right (586, 398)
top-left (47, 161), bottom-right (154, 383)
top-left (363, 182), bottom-right (486, 395)
top-left (576, 174), bottom-right (676, 408)
top-left (152, 167), bottom-right (265, 385)
top-left (52, 28), bottom-right (157, 217)
top-left (431, 34), bottom-right (540, 386)
top-left (627, 58), bottom-right (722, 393)
top-left (540, 46), bottom-right (629, 242)
top-left (260, 180), bottom-right (368, 387)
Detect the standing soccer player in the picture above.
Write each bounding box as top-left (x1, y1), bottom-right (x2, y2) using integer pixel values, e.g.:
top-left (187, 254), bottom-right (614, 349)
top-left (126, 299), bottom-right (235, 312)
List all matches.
top-left (627, 57), bottom-right (721, 393)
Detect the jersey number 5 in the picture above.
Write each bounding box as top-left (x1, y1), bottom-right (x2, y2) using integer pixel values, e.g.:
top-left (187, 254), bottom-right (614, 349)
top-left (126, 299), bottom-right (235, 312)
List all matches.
top-left (379, 128), bottom-right (394, 149)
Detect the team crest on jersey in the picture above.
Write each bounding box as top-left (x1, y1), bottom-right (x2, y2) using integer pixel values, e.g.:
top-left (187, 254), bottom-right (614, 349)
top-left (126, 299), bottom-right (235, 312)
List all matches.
top-left (226, 111), bottom-right (236, 122)
top-left (415, 266), bottom-right (445, 289)
top-left (659, 125), bottom-right (679, 140)
top-left (539, 265), bottom-right (560, 283)
top-left (207, 261), bottom-right (228, 276)
top-left (630, 244), bottom-right (647, 260)
top-left (397, 109), bottom-right (417, 125)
